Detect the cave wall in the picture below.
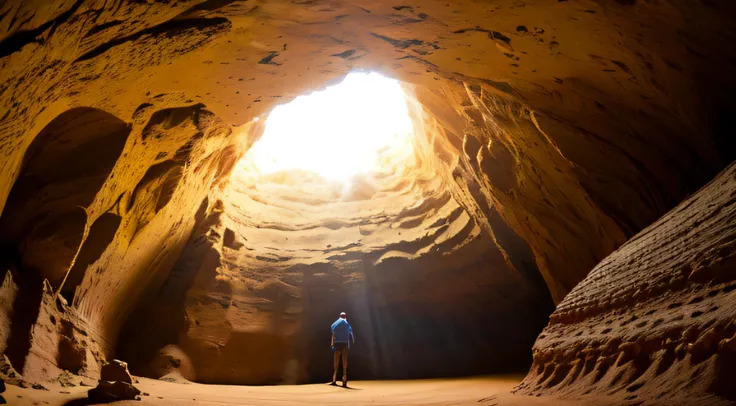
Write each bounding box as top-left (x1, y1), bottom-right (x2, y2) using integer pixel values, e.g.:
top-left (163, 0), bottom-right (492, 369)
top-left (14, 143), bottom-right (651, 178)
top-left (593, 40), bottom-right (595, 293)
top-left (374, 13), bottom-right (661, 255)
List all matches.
top-left (2, 275), bottom-right (110, 384)
top-left (0, 271), bottom-right (16, 356)
top-left (0, 102), bottom-right (246, 381)
top-left (0, 108), bottom-right (130, 290)
top-left (413, 83), bottom-right (628, 302)
top-left (0, 0), bottom-right (735, 389)
top-left (120, 187), bottom-right (554, 383)
top-left (116, 99), bottom-right (555, 383)
top-left (516, 162), bottom-right (736, 404)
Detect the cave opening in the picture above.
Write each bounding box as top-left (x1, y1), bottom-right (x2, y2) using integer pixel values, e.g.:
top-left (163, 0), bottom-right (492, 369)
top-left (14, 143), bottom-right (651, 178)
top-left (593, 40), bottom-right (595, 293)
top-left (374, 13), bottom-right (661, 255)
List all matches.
top-left (242, 72), bottom-right (416, 182)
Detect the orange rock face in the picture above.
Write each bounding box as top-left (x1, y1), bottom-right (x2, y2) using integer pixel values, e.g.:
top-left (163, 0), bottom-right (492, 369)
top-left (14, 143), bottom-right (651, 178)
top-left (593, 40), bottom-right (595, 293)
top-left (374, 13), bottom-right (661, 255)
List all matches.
top-left (516, 163), bottom-right (736, 403)
top-left (0, 0), bottom-right (734, 401)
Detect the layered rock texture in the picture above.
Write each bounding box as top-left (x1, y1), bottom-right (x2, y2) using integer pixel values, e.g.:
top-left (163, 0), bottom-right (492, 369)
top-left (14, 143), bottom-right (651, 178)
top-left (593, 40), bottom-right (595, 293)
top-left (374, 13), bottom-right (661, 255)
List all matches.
top-left (0, 0), bottom-right (735, 402)
top-left (516, 163), bottom-right (736, 404)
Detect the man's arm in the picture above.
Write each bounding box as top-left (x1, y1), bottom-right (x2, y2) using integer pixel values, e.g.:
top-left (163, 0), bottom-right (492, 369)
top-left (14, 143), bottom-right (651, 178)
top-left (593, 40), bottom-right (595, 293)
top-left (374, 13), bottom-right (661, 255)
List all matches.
top-left (349, 325), bottom-right (355, 344)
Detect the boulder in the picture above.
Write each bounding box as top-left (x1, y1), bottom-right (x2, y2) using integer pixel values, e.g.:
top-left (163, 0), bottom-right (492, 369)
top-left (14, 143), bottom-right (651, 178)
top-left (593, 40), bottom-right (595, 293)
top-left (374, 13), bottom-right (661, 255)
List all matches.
top-left (88, 380), bottom-right (141, 402)
top-left (100, 359), bottom-right (133, 384)
top-left (88, 359), bottom-right (140, 401)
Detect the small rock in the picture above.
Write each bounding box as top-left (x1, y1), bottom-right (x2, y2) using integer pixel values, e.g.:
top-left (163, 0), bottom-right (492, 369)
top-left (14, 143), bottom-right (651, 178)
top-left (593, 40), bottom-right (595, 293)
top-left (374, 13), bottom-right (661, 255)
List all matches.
top-left (55, 371), bottom-right (77, 387)
top-left (32, 383), bottom-right (49, 391)
top-left (0, 355), bottom-right (22, 385)
top-left (88, 381), bottom-right (140, 402)
top-left (90, 359), bottom-right (141, 402)
top-left (100, 359), bottom-right (133, 384)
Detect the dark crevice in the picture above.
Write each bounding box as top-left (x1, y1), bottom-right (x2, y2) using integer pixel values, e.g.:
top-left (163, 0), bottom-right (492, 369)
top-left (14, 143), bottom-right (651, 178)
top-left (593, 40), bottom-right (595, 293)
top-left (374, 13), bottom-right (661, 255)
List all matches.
top-left (0, 107), bottom-right (129, 288)
top-left (61, 213), bottom-right (122, 305)
top-left (258, 51), bottom-right (280, 65)
top-left (488, 208), bottom-right (554, 310)
top-left (3, 267), bottom-right (44, 374)
top-left (181, 0), bottom-right (243, 15)
top-left (74, 17), bottom-right (231, 63)
top-left (128, 160), bottom-right (183, 212)
top-left (0, 0), bottom-right (84, 58)
top-left (370, 33), bottom-right (424, 49)
top-left (84, 19), bottom-right (124, 37)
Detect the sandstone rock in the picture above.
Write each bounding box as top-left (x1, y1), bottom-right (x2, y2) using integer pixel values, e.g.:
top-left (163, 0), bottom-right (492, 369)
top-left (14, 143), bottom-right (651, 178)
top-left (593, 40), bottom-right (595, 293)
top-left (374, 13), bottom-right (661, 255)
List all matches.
top-left (88, 359), bottom-right (141, 402)
top-left (0, 356), bottom-right (22, 387)
top-left (100, 360), bottom-right (133, 384)
top-left (88, 380), bottom-right (141, 402)
top-left (517, 163), bottom-right (736, 403)
top-left (150, 345), bottom-right (195, 381)
top-left (54, 370), bottom-right (77, 388)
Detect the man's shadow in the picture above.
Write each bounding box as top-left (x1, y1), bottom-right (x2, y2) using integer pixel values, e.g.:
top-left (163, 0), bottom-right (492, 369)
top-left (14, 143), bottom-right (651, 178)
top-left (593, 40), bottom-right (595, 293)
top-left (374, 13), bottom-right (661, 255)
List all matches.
top-left (327, 383), bottom-right (362, 390)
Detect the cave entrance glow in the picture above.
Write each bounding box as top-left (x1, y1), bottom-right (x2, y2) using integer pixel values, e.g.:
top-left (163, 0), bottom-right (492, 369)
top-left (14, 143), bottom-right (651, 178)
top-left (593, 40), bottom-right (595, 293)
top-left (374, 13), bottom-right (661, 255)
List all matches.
top-left (242, 72), bottom-right (415, 181)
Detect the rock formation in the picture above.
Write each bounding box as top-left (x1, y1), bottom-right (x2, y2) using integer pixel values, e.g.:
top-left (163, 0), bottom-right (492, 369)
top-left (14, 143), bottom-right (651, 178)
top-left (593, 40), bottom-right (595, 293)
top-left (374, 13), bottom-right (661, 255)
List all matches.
top-left (0, 0), bottom-right (734, 403)
top-left (88, 359), bottom-right (141, 402)
top-left (516, 163), bottom-right (736, 404)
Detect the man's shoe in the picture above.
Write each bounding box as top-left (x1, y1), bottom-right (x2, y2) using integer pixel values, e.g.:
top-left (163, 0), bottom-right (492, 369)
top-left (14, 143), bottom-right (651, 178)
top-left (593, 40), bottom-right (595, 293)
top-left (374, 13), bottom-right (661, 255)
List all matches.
top-left (330, 382), bottom-right (338, 386)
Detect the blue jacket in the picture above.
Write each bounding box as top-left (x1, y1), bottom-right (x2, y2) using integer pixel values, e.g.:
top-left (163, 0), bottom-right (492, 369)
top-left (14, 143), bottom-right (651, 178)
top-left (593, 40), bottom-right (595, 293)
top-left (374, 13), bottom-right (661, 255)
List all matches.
top-left (331, 318), bottom-right (354, 345)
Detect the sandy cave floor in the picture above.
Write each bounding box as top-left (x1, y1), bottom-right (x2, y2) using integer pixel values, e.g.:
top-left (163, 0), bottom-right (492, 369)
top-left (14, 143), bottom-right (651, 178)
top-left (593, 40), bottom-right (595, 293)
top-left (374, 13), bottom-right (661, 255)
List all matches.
top-left (2, 375), bottom-right (617, 406)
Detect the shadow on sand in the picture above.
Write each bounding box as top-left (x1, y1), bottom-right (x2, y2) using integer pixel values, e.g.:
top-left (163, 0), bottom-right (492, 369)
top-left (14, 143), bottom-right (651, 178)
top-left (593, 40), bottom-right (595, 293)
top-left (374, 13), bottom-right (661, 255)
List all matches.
top-left (328, 383), bottom-right (362, 390)
top-left (61, 398), bottom-right (116, 406)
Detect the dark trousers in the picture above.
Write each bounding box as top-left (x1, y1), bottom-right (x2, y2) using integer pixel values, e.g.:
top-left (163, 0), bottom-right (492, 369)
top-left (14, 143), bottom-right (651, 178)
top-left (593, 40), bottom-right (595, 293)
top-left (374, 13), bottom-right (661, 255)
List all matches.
top-left (332, 343), bottom-right (349, 383)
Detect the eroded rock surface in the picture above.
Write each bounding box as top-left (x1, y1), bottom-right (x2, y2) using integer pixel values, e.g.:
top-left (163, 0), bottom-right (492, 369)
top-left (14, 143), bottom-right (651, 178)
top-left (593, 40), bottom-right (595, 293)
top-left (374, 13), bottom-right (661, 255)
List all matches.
top-left (516, 163), bottom-right (736, 404)
top-left (88, 360), bottom-right (140, 402)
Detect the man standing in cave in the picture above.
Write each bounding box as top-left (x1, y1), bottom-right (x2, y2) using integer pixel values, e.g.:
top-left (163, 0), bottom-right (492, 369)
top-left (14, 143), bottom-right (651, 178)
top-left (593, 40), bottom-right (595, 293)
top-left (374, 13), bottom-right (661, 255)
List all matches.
top-left (330, 312), bottom-right (355, 387)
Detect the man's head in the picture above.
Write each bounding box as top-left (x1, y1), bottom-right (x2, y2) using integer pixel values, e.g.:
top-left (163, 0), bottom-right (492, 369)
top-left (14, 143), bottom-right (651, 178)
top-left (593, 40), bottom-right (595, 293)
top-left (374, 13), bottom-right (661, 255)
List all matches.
top-left (340, 312), bottom-right (347, 319)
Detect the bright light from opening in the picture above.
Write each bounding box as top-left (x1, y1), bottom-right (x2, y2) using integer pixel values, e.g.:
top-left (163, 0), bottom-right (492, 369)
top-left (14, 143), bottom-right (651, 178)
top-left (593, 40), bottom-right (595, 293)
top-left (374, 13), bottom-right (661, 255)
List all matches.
top-left (244, 72), bottom-right (414, 180)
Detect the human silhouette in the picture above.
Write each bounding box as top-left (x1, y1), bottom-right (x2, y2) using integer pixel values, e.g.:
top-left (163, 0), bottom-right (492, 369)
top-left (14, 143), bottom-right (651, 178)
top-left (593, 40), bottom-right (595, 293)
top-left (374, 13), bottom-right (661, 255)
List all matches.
top-left (330, 312), bottom-right (355, 387)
